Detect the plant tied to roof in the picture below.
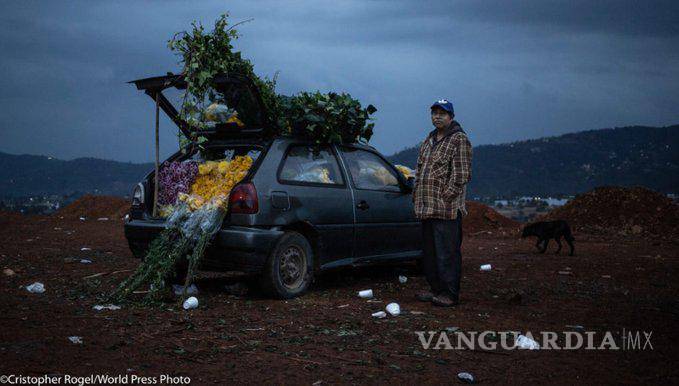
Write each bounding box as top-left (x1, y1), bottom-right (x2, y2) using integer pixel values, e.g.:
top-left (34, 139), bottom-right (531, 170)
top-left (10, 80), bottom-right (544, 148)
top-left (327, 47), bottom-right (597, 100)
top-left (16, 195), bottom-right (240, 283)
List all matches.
top-left (281, 91), bottom-right (376, 145)
top-left (167, 13), bottom-right (377, 149)
top-left (168, 13), bottom-right (280, 149)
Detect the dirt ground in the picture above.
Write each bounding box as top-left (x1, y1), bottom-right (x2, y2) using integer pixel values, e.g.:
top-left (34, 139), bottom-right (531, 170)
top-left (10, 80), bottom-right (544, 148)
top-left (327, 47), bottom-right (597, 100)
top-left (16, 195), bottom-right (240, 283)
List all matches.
top-left (1, 214), bottom-right (678, 385)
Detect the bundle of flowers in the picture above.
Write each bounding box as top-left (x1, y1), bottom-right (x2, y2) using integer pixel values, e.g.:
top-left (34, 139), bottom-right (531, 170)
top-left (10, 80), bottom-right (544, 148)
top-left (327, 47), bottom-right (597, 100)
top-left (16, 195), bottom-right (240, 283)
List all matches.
top-left (112, 155), bottom-right (255, 304)
top-left (189, 155), bottom-right (253, 209)
top-left (157, 161), bottom-right (198, 206)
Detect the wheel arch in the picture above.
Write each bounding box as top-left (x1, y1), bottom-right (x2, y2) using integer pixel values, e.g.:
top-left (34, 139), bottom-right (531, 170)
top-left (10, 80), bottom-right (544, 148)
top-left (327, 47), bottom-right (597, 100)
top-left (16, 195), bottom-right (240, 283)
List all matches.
top-left (281, 221), bottom-right (321, 270)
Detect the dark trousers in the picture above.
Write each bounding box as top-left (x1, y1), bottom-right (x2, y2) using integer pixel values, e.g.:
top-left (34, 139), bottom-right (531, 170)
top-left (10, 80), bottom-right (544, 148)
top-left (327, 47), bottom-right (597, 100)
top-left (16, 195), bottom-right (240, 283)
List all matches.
top-left (421, 212), bottom-right (463, 300)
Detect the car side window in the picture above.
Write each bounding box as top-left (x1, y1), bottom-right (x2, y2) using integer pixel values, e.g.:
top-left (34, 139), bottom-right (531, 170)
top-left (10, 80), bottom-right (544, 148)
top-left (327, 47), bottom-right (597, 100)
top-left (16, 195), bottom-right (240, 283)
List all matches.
top-left (279, 145), bottom-right (344, 185)
top-left (340, 147), bottom-right (401, 192)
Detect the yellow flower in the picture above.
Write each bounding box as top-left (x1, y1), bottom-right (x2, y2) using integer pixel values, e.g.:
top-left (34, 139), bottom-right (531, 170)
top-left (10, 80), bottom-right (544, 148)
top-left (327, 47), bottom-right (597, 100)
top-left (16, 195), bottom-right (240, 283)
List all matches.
top-left (226, 114), bottom-right (245, 128)
top-left (188, 156), bottom-right (254, 211)
top-left (217, 160), bottom-right (230, 174)
top-left (395, 164), bottom-right (413, 179)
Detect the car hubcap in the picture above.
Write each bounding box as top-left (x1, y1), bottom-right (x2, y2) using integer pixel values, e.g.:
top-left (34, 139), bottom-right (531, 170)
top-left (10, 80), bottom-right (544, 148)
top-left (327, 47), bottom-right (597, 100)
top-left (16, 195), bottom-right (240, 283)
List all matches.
top-left (279, 246), bottom-right (305, 289)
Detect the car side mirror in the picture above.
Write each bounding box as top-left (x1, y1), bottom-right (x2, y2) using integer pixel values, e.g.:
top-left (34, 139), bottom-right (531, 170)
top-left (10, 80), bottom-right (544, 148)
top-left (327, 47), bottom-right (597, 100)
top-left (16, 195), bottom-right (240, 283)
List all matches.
top-left (403, 176), bottom-right (415, 193)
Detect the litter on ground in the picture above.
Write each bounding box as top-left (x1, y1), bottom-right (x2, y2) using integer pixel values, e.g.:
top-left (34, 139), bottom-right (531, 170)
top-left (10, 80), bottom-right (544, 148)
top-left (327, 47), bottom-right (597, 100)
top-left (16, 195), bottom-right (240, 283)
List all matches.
top-left (68, 336), bottom-right (83, 344)
top-left (457, 372), bottom-right (475, 383)
top-left (515, 334), bottom-right (540, 350)
top-left (183, 296), bottom-right (199, 310)
top-left (93, 304), bottom-right (121, 311)
top-left (25, 282), bottom-right (45, 293)
top-left (386, 303), bottom-right (400, 316)
top-left (173, 284), bottom-right (199, 296)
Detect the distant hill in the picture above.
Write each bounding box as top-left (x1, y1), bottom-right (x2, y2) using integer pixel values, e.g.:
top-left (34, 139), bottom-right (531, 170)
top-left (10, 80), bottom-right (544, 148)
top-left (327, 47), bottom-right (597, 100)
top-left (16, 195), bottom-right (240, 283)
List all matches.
top-left (0, 152), bottom-right (152, 197)
top-left (388, 125), bottom-right (679, 197)
top-left (2, 124), bottom-right (677, 199)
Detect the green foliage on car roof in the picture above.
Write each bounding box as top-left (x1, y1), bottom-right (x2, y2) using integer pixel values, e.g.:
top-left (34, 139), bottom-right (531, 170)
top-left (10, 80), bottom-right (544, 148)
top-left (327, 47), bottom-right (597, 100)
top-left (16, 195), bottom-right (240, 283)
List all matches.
top-left (168, 13), bottom-right (376, 149)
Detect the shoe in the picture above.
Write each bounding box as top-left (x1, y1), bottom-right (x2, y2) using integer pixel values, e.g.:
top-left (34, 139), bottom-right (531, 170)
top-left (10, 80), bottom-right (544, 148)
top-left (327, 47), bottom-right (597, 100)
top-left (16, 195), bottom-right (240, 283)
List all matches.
top-left (416, 291), bottom-right (435, 302)
top-left (432, 294), bottom-right (459, 307)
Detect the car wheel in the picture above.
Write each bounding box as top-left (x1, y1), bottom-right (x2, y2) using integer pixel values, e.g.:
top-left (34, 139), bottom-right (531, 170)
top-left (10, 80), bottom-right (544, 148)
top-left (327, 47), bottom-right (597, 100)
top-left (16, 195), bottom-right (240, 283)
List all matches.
top-left (260, 231), bottom-right (313, 299)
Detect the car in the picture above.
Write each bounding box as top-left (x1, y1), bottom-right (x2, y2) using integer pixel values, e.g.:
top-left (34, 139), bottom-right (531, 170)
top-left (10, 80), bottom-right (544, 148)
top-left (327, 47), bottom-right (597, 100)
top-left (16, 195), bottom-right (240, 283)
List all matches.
top-left (123, 73), bottom-right (423, 298)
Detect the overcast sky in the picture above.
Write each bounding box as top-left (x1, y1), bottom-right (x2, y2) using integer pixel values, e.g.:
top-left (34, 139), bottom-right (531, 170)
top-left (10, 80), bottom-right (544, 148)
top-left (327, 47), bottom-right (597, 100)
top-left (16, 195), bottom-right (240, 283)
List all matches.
top-left (1, 0), bottom-right (678, 163)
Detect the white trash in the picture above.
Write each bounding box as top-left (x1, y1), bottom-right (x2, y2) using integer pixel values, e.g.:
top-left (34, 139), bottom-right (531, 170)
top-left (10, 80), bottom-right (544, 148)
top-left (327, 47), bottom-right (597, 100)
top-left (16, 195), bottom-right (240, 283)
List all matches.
top-left (68, 336), bottom-right (83, 344)
top-left (80, 259), bottom-right (92, 264)
top-left (80, 247), bottom-right (91, 251)
top-left (457, 372), bottom-right (475, 383)
top-left (97, 217), bottom-right (109, 221)
top-left (79, 217), bottom-right (86, 221)
top-left (173, 284), bottom-right (199, 296)
top-left (480, 264), bottom-right (492, 271)
top-left (3, 268), bottom-right (15, 276)
top-left (371, 311), bottom-right (387, 319)
top-left (398, 275), bottom-right (408, 284)
top-left (358, 289), bottom-right (373, 299)
top-left (385, 302), bottom-right (401, 316)
top-left (93, 304), bottom-right (121, 311)
top-left (515, 334), bottom-right (540, 350)
top-left (183, 296), bottom-right (199, 310)
top-left (26, 282), bottom-right (45, 293)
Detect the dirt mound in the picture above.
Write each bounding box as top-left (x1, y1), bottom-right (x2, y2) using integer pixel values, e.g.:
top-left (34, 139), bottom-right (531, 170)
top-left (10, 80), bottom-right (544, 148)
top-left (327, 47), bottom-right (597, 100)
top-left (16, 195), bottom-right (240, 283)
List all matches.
top-left (0, 210), bottom-right (25, 223)
top-left (56, 195), bottom-right (130, 220)
top-left (539, 186), bottom-right (679, 238)
top-left (464, 201), bottom-right (521, 234)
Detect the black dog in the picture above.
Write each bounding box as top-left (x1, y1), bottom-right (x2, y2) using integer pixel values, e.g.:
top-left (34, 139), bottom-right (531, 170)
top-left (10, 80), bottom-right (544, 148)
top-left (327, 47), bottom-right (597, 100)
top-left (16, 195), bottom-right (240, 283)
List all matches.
top-left (521, 220), bottom-right (575, 256)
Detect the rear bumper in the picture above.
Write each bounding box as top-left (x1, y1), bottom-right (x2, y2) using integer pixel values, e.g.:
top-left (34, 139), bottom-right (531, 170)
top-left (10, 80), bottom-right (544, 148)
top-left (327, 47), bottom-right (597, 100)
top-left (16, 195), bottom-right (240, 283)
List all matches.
top-left (124, 219), bottom-right (283, 273)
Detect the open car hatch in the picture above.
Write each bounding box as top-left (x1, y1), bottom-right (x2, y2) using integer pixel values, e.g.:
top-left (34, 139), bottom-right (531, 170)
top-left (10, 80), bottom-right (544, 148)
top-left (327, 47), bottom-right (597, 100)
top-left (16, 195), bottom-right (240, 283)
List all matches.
top-left (128, 73), bottom-right (271, 140)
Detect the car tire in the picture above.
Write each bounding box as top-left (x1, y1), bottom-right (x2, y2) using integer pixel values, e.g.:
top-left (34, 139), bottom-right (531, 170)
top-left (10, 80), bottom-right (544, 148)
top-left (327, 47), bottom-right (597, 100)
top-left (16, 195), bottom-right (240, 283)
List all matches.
top-left (260, 231), bottom-right (314, 299)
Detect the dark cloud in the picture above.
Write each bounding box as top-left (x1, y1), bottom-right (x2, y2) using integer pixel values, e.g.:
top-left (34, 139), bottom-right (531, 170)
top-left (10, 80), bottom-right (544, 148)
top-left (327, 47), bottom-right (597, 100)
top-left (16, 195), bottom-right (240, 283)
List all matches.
top-left (0, 0), bottom-right (677, 162)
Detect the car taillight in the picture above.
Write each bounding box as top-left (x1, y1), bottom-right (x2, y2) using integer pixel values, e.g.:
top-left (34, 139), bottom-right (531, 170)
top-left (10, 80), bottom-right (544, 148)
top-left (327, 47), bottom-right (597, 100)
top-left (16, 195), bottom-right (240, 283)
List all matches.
top-left (229, 182), bottom-right (258, 214)
top-left (132, 183), bottom-right (144, 207)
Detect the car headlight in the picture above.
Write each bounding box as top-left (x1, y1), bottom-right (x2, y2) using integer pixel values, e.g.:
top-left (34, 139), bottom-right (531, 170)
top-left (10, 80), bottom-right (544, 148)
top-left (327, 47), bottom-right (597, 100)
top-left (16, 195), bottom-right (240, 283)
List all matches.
top-left (132, 183), bottom-right (145, 206)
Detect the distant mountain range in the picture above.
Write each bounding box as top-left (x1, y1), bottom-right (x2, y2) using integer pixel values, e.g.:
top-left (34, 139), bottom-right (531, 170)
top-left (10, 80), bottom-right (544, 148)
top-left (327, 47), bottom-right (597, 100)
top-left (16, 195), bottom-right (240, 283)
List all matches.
top-left (1, 124), bottom-right (677, 198)
top-left (0, 153), bottom-right (152, 198)
top-left (388, 124), bottom-right (678, 197)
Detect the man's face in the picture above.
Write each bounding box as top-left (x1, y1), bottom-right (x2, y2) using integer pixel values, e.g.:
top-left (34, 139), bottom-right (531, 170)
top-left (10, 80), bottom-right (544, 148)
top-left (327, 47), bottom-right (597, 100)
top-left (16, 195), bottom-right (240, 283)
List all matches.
top-left (431, 107), bottom-right (453, 130)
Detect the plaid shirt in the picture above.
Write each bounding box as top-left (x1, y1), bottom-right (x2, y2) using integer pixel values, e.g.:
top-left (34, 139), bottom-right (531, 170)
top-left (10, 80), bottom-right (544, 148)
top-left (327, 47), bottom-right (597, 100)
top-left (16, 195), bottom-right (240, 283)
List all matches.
top-left (413, 122), bottom-right (472, 220)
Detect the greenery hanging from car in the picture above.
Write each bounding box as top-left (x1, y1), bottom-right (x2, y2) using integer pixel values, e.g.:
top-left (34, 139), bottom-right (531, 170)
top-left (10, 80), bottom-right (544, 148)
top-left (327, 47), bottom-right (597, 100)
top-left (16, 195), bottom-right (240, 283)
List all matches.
top-left (168, 13), bottom-right (376, 148)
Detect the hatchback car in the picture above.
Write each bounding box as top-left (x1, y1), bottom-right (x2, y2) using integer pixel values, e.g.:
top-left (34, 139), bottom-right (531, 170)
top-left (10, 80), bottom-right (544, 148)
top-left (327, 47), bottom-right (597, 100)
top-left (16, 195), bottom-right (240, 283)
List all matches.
top-left (124, 74), bottom-right (422, 298)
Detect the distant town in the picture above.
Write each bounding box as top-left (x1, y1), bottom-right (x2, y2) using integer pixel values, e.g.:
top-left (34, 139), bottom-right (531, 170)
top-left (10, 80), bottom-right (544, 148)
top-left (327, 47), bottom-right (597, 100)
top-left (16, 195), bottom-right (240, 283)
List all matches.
top-left (3, 192), bottom-right (676, 221)
top-left (0, 193), bottom-right (129, 216)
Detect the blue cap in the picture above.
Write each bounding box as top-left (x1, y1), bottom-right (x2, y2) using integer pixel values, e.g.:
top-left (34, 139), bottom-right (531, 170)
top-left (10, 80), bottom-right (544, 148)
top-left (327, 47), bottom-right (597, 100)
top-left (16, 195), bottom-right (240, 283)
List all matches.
top-left (430, 99), bottom-right (454, 116)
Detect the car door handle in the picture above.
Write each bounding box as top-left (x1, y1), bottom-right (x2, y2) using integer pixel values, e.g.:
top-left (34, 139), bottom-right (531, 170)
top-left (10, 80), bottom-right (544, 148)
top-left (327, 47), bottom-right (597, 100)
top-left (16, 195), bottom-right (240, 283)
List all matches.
top-left (356, 200), bottom-right (370, 210)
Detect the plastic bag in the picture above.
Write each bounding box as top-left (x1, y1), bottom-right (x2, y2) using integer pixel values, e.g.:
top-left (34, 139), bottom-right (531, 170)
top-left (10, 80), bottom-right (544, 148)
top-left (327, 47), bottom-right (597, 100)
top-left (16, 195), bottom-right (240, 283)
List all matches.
top-left (204, 103), bottom-right (237, 123)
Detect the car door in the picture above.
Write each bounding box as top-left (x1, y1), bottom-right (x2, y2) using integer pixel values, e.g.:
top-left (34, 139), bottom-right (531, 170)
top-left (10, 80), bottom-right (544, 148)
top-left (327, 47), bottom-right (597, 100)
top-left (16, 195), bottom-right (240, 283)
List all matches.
top-left (276, 144), bottom-right (355, 267)
top-left (337, 145), bottom-right (421, 260)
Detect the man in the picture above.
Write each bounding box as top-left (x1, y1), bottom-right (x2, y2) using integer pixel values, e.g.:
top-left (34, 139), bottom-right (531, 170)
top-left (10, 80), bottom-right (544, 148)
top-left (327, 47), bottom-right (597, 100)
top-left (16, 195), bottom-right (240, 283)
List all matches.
top-left (412, 99), bottom-right (472, 307)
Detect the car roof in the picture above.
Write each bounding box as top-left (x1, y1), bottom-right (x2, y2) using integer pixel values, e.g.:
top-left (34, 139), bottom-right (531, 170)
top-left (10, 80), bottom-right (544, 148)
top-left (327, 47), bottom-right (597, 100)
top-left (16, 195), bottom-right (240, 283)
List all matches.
top-left (273, 137), bottom-right (377, 151)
